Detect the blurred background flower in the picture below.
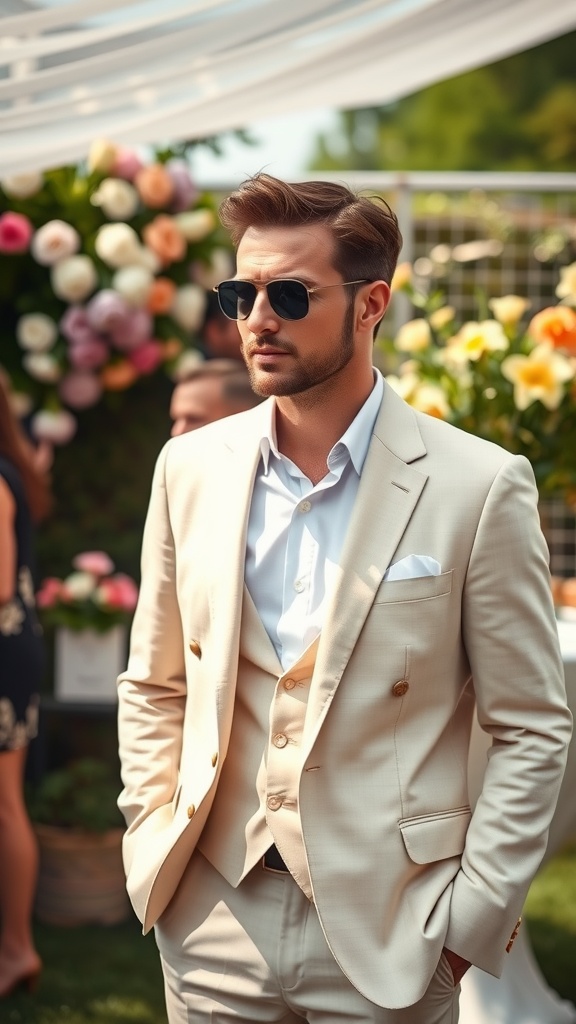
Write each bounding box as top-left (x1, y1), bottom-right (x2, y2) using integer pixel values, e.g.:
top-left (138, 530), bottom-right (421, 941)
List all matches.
top-left (36, 550), bottom-right (138, 632)
top-left (0, 140), bottom-right (232, 445)
top-left (380, 261), bottom-right (576, 502)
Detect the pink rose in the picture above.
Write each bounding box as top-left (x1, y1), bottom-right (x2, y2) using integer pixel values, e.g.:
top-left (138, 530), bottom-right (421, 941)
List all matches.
top-left (60, 306), bottom-right (105, 347)
top-left (0, 211), bottom-right (33, 253)
top-left (36, 577), bottom-right (63, 608)
top-left (86, 289), bottom-right (131, 335)
top-left (166, 159), bottom-right (198, 213)
top-left (68, 337), bottom-right (109, 370)
top-left (72, 551), bottom-right (115, 576)
top-left (111, 147), bottom-right (144, 182)
top-left (31, 219), bottom-right (80, 265)
top-left (58, 371), bottom-right (103, 409)
top-left (109, 307), bottom-right (152, 352)
top-left (128, 339), bottom-right (164, 374)
top-left (97, 574), bottom-right (138, 611)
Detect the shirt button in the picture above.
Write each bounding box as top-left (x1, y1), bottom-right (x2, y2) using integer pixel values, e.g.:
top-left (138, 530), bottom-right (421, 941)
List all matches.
top-left (392, 680), bottom-right (409, 697)
top-left (284, 678), bottom-right (296, 691)
top-left (294, 579), bottom-right (305, 593)
top-left (267, 795), bottom-right (283, 811)
top-left (273, 733), bottom-right (288, 748)
top-left (299, 500), bottom-right (312, 512)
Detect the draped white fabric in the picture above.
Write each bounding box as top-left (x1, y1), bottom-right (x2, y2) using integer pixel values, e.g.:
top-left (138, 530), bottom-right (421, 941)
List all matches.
top-left (1, 0), bottom-right (576, 176)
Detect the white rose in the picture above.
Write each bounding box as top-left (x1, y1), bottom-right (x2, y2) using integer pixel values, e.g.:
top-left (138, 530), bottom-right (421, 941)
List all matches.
top-left (95, 222), bottom-right (142, 268)
top-left (51, 255), bottom-right (98, 302)
top-left (192, 247), bottom-right (234, 291)
top-left (16, 313), bottom-right (58, 352)
top-left (1, 170), bottom-right (44, 198)
top-left (170, 284), bottom-right (206, 332)
top-left (91, 178), bottom-right (139, 220)
top-left (31, 408), bottom-right (77, 445)
top-left (31, 219), bottom-right (81, 266)
top-left (112, 265), bottom-right (153, 307)
top-left (63, 571), bottom-right (97, 601)
top-left (22, 352), bottom-right (61, 383)
top-left (175, 208), bottom-right (215, 243)
top-left (87, 139), bottom-right (118, 174)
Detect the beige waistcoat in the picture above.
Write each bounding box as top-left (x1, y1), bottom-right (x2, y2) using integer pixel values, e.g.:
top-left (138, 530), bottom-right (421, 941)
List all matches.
top-left (198, 587), bottom-right (320, 900)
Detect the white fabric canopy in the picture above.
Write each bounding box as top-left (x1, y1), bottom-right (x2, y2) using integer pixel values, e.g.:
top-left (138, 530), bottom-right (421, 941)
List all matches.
top-left (1, 0), bottom-right (576, 177)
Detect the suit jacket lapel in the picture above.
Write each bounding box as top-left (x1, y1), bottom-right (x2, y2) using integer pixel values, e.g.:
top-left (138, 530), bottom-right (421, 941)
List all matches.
top-left (305, 385), bottom-right (429, 744)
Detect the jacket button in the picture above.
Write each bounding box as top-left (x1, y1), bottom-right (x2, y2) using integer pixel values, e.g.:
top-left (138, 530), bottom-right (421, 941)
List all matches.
top-left (211, 752), bottom-right (218, 767)
top-left (187, 804), bottom-right (196, 818)
top-left (392, 679), bottom-right (409, 697)
top-left (189, 640), bottom-right (201, 658)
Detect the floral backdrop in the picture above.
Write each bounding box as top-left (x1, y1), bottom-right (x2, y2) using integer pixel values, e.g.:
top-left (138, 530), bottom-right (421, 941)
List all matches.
top-left (381, 261), bottom-right (576, 503)
top-left (0, 139), bottom-right (232, 446)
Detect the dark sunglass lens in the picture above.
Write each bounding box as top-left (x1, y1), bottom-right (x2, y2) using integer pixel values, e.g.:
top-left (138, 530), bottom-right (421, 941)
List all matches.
top-left (268, 280), bottom-right (309, 320)
top-left (218, 281), bottom-right (256, 320)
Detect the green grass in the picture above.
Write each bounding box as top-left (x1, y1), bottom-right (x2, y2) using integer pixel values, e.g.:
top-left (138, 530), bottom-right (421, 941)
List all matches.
top-left (2, 845), bottom-right (576, 1023)
top-left (524, 842), bottom-right (576, 1006)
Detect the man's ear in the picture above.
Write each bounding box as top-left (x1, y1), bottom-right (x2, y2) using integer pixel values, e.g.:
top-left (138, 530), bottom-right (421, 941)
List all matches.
top-left (356, 281), bottom-right (390, 335)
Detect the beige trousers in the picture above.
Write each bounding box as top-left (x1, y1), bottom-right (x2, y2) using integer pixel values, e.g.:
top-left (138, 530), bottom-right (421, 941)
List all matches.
top-left (155, 851), bottom-right (460, 1024)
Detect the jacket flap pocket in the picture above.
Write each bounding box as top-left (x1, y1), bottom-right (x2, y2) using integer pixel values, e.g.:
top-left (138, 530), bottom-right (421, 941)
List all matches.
top-left (374, 569), bottom-right (453, 605)
top-left (399, 806), bottom-right (471, 864)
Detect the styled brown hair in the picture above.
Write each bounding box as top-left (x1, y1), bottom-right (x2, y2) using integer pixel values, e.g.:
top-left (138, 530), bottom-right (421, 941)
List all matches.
top-left (0, 371), bottom-right (52, 522)
top-left (219, 173), bottom-right (403, 286)
top-left (174, 359), bottom-right (262, 410)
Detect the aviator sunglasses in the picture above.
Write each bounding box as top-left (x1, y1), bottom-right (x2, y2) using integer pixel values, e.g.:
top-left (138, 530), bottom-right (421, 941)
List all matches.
top-left (213, 278), bottom-right (369, 322)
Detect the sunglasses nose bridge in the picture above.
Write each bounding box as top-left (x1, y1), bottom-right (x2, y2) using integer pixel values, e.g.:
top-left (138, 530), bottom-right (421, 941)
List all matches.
top-left (244, 282), bottom-right (280, 326)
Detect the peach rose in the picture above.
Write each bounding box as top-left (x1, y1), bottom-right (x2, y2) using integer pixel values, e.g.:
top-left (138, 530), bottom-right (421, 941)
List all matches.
top-left (147, 277), bottom-right (177, 313)
top-left (142, 216), bottom-right (186, 265)
top-left (134, 164), bottom-right (174, 208)
top-left (528, 306), bottom-right (576, 355)
top-left (100, 360), bottom-right (139, 391)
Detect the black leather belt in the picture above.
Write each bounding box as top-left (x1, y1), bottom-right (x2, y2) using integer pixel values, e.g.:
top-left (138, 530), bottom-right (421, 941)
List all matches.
top-left (262, 844), bottom-right (289, 872)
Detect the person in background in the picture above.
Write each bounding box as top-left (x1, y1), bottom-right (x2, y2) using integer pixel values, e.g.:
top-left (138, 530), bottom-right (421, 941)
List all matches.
top-left (0, 371), bottom-right (51, 999)
top-left (117, 174), bottom-right (571, 1023)
top-left (170, 360), bottom-right (262, 436)
top-left (200, 291), bottom-right (243, 361)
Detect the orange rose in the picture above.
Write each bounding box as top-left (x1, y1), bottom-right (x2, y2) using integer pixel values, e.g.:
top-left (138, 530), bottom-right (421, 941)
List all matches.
top-left (142, 216), bottom-right (186, 266)
top-left (162, 337), bottom-right (183, 360)
top-left (528, 305), bottom-right (576, 355)
top-left (134, 164), bottom-right (174, 208)
top-left (100, 360), bottom-right (139, 391)
top-left (147, 276), bottom-right (177, 313)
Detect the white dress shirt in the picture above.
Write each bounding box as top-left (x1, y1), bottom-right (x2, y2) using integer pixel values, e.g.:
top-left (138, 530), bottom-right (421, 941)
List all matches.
top-left (245, 371), bottom-right (383, 669)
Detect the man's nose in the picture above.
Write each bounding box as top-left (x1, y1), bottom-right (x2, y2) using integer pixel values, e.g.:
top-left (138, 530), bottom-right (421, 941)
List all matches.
top-left (171, 420), bottom-right (185, 437)
top-left (245, 289), bottom-right (279, 334)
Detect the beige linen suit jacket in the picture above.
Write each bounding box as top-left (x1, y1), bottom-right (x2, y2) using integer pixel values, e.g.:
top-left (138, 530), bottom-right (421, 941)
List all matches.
top-left (117, 381), bottom-right (572, 1010)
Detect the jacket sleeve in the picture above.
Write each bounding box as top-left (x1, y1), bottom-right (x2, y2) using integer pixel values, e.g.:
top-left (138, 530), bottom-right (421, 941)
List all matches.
top-left (117, 441), bottom-right (186, 866)
top-left (444, 453), bottom-right (573, 973)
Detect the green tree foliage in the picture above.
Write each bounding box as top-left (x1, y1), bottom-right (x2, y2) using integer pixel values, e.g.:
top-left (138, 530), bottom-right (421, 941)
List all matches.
top-left (310, 32), bottom-right (576, 172)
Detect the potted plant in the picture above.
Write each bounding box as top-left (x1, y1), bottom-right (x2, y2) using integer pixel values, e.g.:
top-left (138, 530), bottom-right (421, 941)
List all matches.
top-left (27, 757), bottom-right (130, 926)
top-left (37, 550), bottom-right (138, 702)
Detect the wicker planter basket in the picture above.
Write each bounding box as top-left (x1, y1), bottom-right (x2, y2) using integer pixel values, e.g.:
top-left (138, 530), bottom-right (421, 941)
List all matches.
top-left (34, 823), bottom-right (130, 926)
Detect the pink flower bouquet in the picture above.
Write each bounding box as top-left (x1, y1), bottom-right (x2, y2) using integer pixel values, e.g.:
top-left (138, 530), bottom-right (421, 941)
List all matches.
top-left (37, 551), bottom-right (138, 632)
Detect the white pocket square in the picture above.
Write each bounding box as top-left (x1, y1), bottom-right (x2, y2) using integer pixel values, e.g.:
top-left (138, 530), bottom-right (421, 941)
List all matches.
top-left (383, 554), bottom-right (442, 582)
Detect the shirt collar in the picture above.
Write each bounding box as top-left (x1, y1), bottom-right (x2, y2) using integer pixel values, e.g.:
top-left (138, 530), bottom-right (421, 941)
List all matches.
top-left (258, 369), bottom-right (384, 476)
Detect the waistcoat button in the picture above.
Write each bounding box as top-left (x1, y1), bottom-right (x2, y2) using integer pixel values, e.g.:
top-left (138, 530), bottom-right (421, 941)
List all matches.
top-left (267, 795), bottom-right (283, 811)
top-left (187, 804), bottom-right (196, 818)
top-left (392, 679), bottom-right (409, 697)
top-left (273, 733), bottom-right (288, 748)
top-left (284, 678), bottom-right (296, 691)
top-left (189, 640), bottom-right (201, 658)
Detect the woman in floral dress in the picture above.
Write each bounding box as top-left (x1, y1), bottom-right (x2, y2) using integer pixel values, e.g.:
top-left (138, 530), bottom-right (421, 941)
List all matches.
top-left (0, 373), bottom-right (51, 998)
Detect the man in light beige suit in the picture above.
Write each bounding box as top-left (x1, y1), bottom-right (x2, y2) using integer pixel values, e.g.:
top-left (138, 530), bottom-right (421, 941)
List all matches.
top-left (117, 174), bottom-right (572, 1023)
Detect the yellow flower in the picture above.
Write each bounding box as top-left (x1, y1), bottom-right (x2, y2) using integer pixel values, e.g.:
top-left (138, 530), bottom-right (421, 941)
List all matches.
top-left (429, 306), bottom-right (455, 330)
top-left (391, 262), bottom-right (412, 291)
top-left (384, 372), bottom-right (420, 401)
top-left (556, 263), bottom-right (576, 306)
top-left (501, 343), bottom-right (575, 410)
top-left (488, 295), bottom-right (531, 326)
top-left (446, 320), bottom-right (509, 362)
top-left (410, 383), bottom-right (450, 419)
top-left (395, 318), bottom-right (431, 353)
